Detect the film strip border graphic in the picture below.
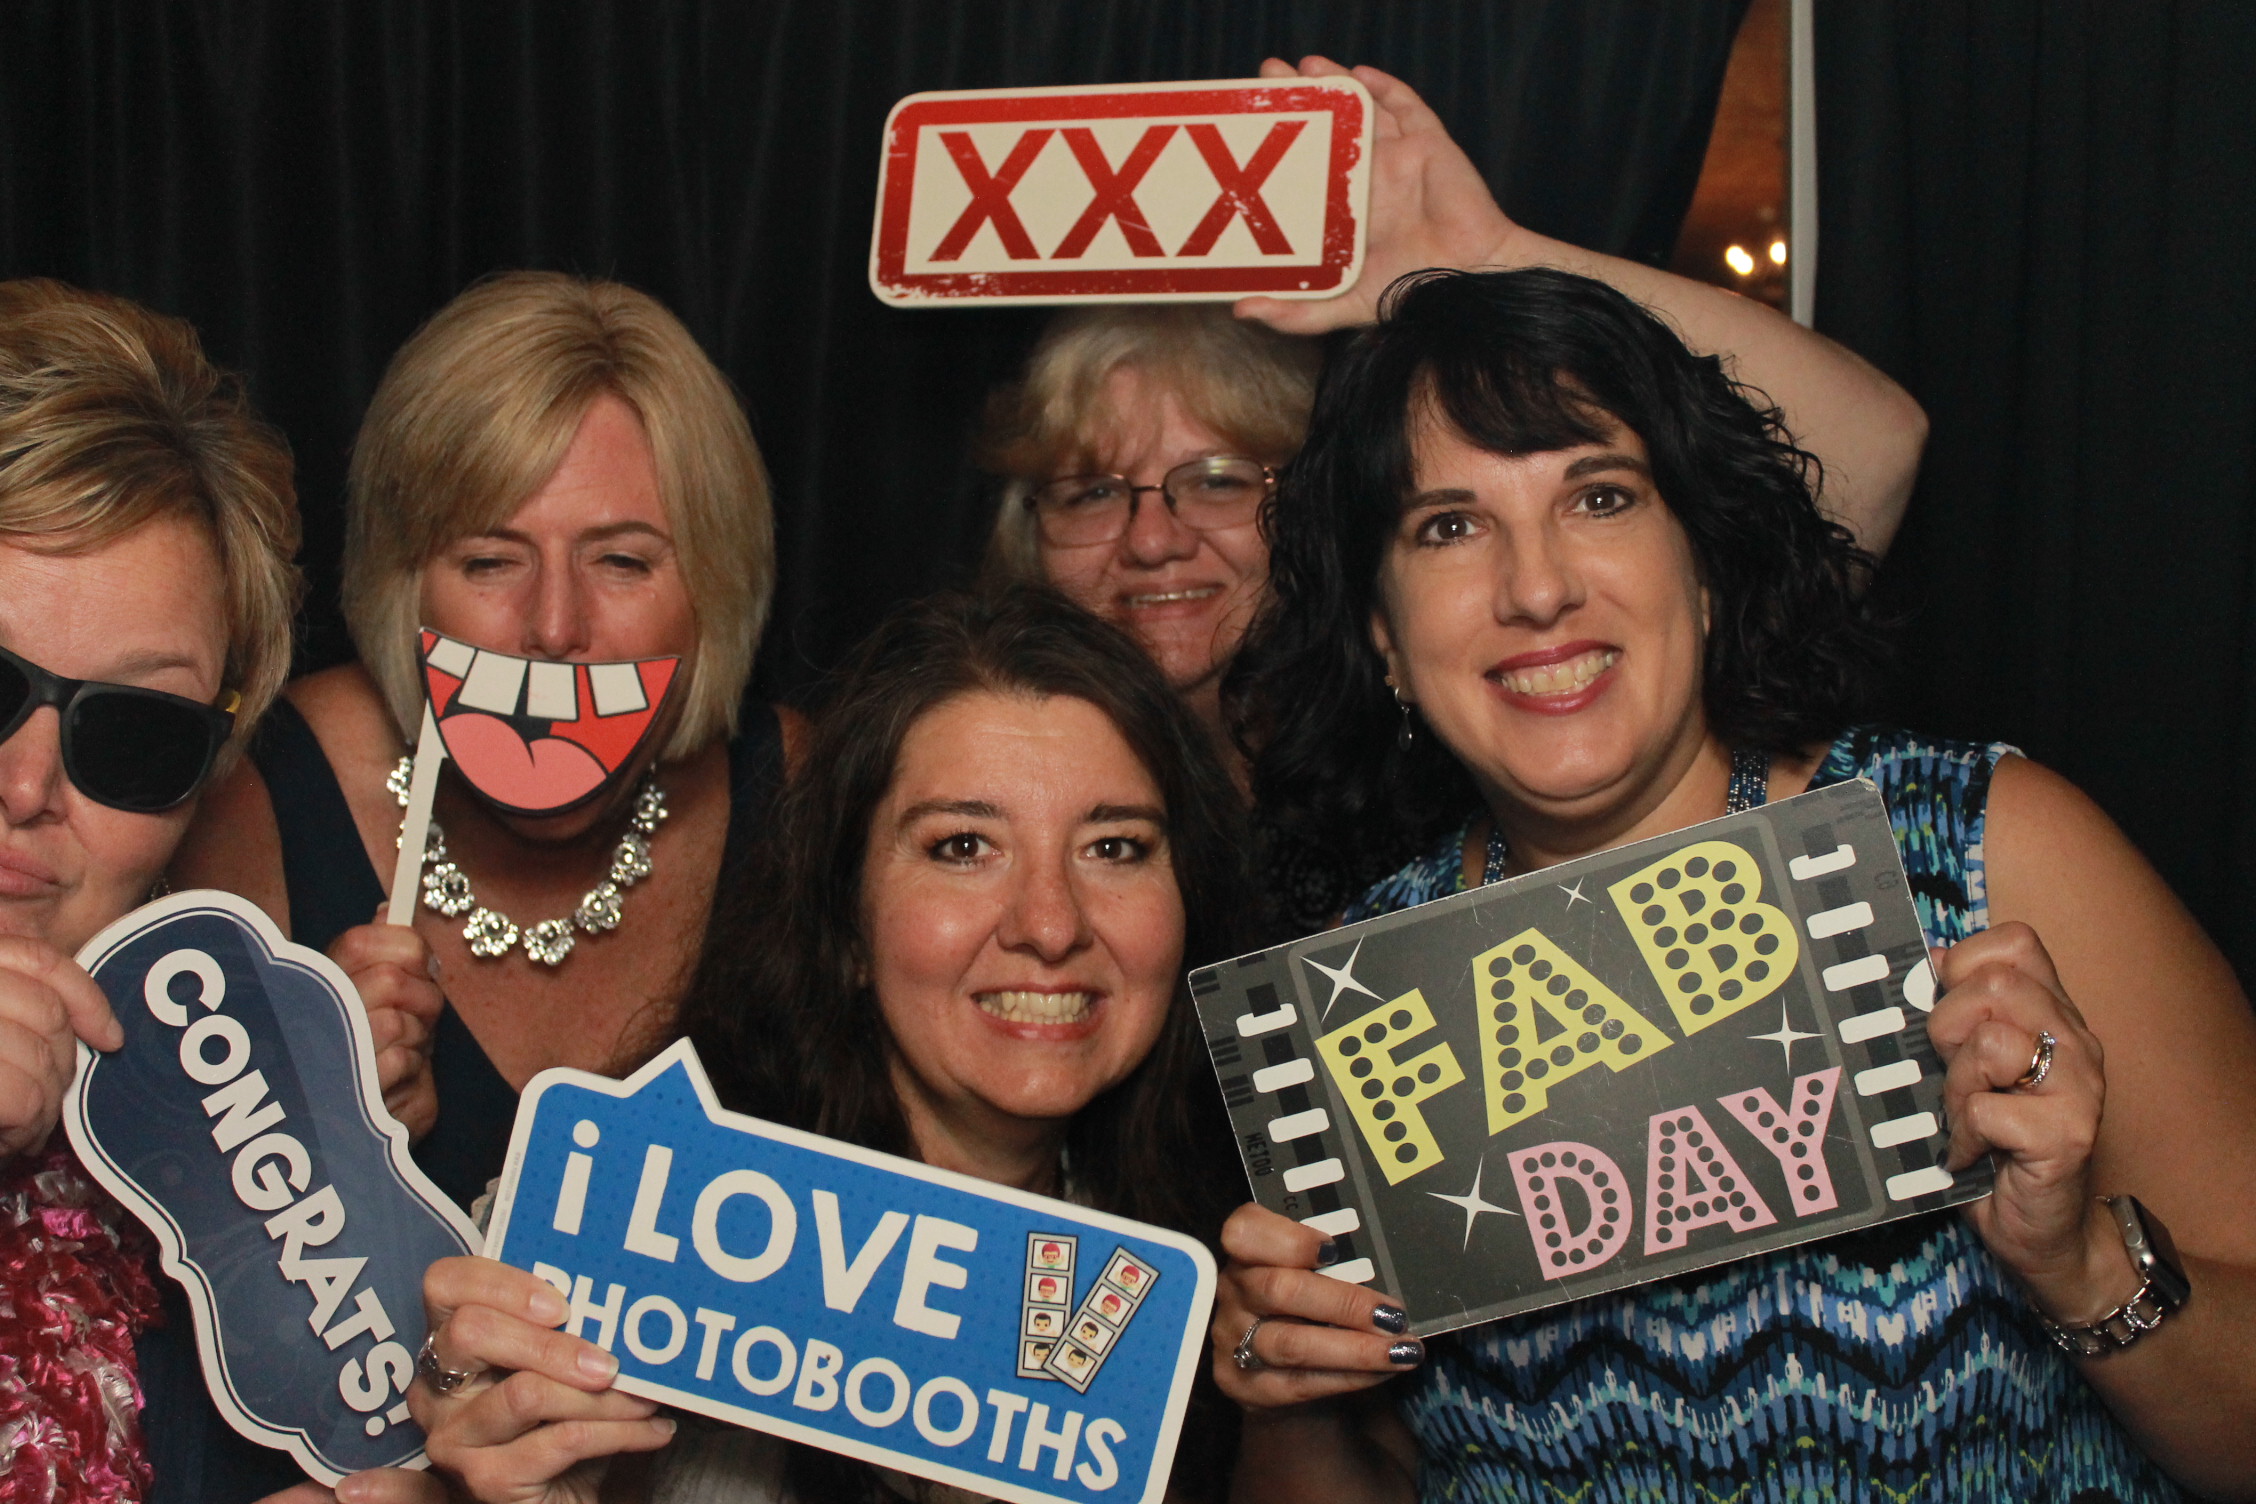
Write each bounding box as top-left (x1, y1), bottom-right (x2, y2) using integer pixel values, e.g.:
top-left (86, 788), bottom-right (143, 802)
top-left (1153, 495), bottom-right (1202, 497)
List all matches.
top-left (1198, 971), bottom-right (1378, 1286)
top-left (1017, 1233), bottom-right (1164, 1393)
top-left (1194, 785), bottom-right (1972, 1310)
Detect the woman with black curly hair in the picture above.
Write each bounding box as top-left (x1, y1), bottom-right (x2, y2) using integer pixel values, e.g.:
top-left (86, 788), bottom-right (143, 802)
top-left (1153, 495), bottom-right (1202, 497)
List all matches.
top-left (1209, 269), bottom-right (2256, 1502)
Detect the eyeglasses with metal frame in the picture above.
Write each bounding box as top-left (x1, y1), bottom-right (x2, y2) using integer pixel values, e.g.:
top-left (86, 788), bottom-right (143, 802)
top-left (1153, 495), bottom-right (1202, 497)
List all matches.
top-left (1025, 455), bottom-right (1276, 548)
top-left (0, 642), bottom-right (238, 813)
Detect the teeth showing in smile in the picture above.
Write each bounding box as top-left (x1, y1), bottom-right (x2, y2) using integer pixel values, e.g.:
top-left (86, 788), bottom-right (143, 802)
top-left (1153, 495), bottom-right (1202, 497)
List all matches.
top-left (1495, 648), bottom-right (1619, 697)
top-left (1126, 586), bottom-right (1220, 607)
top-left (978, 990), bottom-right (1094, 1025)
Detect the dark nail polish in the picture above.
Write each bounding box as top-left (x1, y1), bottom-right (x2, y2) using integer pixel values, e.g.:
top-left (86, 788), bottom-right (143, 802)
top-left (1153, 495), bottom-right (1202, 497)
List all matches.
top-left (1372, 1305), bottom-right (1407, 1335)
top-left (1388, 1340), bottom-right (1425, 1366)
top-left (1316, 1239), bottom-right (1339, 1266)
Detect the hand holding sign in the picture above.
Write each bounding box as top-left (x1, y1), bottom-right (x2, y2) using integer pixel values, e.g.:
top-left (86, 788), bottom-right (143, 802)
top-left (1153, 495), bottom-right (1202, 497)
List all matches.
top-left (408, 1256), bottom-right (676, 1502)
top-left (1232, 56), bottom-right (1516, 334)
top-left (0, 935), bottom-right (120, 1159)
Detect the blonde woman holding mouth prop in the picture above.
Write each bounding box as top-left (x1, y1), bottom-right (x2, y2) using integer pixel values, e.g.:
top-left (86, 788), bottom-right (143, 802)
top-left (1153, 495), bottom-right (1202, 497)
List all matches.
top-left (170, 273), bottom-right (795, 1503)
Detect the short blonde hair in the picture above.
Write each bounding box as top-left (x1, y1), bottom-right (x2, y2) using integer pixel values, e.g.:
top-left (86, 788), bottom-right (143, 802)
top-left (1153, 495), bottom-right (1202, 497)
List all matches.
top-left (978, 306), bottom-right (1320, 581)
top-left (0, 279), bottom-right (302, 762)
top-left (344, 272), bottom-right (773, 760)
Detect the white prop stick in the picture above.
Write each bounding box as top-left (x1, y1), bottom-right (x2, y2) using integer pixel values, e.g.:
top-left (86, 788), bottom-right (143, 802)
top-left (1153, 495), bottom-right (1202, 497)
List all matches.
top-left (387, 705), bottom-right (446, 927)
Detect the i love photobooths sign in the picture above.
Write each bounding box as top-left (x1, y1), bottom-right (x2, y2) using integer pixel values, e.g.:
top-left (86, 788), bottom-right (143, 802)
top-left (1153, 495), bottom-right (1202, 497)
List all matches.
top-left (484, 1041), bottom-right (1216, 1504)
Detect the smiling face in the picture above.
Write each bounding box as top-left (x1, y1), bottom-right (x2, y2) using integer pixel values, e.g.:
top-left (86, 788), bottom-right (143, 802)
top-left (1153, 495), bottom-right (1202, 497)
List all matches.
top-left (1371, 409), bottom-right (1711, 829)
top-left (860, 690), bottom-right (1185, 1143)
top-left (419, 393), bottom-right (696, 826)
top-left (0, 517), bottom-right (228, 951)
top-left (1035, 368), bottom-right (1269, 699)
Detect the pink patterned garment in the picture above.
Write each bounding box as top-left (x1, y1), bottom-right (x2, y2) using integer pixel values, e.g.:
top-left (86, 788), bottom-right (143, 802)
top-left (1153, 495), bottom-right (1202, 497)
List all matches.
top-left (0, 1143), bottom-right (163, 1503)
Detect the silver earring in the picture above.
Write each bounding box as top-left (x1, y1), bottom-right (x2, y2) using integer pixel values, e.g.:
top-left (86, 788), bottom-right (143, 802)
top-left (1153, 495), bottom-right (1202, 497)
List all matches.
top-left (1386, 676), bottom-right (1415, 751)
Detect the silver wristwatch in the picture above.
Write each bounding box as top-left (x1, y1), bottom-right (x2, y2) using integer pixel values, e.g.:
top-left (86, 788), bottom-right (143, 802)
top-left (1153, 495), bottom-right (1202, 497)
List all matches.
top-left (2040, 1195), bottom-right (2191, 1358)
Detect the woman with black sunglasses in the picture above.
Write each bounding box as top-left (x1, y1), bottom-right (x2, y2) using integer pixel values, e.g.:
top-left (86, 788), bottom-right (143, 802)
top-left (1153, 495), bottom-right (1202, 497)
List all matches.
top-left (0, 279), bottom-right (301, 1504)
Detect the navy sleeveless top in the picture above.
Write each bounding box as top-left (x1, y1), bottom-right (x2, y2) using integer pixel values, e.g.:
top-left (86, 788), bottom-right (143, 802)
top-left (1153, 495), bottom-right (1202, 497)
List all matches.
top-left (1344, 728), bottom-right (2186, 1504)
top-left (138, 698), bottom-right (785, 1504)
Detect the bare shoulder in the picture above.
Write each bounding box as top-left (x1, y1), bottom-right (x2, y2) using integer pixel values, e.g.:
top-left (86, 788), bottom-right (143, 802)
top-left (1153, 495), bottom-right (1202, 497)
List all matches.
top-left (773, 701), bottom-right (810, 780)
top-left (289, 663), bottom-right (407, 770)
top-left (171, 740), bottom-right (289, 929)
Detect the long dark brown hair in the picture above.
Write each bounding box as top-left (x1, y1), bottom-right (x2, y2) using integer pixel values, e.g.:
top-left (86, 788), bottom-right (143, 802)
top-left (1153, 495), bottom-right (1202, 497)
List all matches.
top-left (677, 584), bottom-right (1249, 1498)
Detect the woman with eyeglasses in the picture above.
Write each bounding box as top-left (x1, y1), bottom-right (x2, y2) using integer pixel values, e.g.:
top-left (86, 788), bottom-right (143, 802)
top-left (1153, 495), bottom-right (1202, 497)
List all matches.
top-left (977, 60), bottom-right (1929, 935)
top-left (0, 279), bottom-right (301, 1503)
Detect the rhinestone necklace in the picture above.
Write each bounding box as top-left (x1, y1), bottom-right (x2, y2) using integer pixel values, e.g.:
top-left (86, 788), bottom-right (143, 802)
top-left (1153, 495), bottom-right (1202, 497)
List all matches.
top-left (388, 757), bottom-right (669, 966)
top-left (1482, 747), bottom-right (1770, 886)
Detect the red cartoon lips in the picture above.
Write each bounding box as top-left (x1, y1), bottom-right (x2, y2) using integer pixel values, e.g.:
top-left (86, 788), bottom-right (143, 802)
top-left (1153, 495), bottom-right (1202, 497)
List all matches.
top-left (419, 629), bottom-right (680, 816)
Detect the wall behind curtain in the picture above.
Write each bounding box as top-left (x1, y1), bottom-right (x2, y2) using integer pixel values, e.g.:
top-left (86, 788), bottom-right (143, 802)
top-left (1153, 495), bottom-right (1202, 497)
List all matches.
top-left (1816, 3), bottom-right (2256, 979)
top-left (0, 0), bottom-right (1742, 692)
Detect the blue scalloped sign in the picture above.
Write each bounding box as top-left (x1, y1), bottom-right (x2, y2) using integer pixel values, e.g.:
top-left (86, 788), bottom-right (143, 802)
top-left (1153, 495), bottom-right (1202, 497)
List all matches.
top-left (486, 1040), bottom-right (1216, 1504)
top-left (63, 891), bottom-right (477, 1484)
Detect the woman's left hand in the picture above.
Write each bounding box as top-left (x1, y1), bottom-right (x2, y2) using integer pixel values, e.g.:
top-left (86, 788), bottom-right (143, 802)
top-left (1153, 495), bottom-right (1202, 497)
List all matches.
top-left (332, 910), bottom-right (444, 1140)
top-left (1929, 921), bottom-right (2132, 1320)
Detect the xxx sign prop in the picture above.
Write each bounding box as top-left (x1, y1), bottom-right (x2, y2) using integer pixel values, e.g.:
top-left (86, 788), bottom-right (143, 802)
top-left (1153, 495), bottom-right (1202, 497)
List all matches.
top-left (64, 891), bottom-right (478, 1482)
top-left (870, 77), bottom-right (1372, 305)
top-left (485, 1040), bottom-right (1217, 1504)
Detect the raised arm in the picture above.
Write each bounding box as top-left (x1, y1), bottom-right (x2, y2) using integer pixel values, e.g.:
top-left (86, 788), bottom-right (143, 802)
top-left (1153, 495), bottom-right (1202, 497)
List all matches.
top-left (1938, 756), bottom-right (2256, 1500)
top-left (1237, 57), bottom-right (1926, 556)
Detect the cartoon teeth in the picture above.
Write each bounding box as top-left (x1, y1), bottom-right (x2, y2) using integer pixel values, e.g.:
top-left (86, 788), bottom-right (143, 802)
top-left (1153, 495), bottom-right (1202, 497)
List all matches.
top-left (418, 628), bottom-right (680, 817)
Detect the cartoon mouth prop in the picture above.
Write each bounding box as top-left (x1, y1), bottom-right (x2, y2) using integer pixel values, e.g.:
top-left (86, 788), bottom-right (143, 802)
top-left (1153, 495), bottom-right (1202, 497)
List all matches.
top-left (419, 629), bottom-right (680, 816)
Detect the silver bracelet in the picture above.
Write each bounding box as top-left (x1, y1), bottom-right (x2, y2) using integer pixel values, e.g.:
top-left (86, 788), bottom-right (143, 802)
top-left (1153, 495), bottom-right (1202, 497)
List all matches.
top-left (2037, 1195), bottom-right (2190, 1359)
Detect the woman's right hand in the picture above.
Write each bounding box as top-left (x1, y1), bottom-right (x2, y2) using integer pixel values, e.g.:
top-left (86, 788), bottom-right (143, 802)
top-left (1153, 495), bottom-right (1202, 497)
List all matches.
top-left (330, 915), bottom-right (443, 1140)
top-left (1212, 1203), bottom-right (1426, 1408)
top-left (0, 936), bottom-right (121, 1161)
top-left (408, 1256), bottom-right (675, 1503)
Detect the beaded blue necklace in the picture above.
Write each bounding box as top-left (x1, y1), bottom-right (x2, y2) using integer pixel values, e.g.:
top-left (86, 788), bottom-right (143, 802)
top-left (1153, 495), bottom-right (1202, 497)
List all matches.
top-left (1481, 746), bottom-right (1771, 886)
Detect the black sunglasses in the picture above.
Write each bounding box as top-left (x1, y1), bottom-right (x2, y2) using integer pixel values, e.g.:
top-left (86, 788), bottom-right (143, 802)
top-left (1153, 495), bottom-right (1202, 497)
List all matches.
top-left (0, 642), bottom-right (238, 813)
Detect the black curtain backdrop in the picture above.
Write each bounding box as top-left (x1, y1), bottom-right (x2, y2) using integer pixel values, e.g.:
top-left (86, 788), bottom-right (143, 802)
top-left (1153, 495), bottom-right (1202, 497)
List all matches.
top-left (1816, 4), bottom-right (2256, 983)
top-left (0, 0), bottom-right (1741, 697)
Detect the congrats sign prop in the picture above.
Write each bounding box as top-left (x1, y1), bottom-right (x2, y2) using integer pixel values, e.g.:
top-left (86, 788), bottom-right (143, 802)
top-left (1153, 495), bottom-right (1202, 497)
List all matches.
top-left (870, 77), bottom-right (1371, 305)
top-left (63, 892), bottom-right (477, 1482)
top-left (485, 1041), bottom-right (1215, 1504)
top-left (1192, 781), bottom-right (1991, 1337)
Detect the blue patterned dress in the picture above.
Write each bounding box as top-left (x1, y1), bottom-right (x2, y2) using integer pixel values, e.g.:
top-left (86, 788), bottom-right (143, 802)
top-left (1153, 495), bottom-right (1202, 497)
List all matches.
top-left (1344, 727), bottom-right (2184, 1504)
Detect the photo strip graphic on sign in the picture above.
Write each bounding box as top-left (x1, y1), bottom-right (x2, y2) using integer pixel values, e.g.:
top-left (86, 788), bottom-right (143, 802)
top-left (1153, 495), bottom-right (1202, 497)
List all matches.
top-left (1191, 780), bottom-right (1986, 1337)
top-left (484, 1039), bottom-right (1217, 1504)
top-left (870, 77), bottom-right (1372, 305)
top-left (63, 892), bottom-right (478, 1483)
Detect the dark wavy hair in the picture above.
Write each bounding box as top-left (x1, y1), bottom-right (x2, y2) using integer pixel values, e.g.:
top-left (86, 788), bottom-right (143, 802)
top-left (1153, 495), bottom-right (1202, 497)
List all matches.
top-left (1228, 267), bottom-right (1888, 875)
top-left (677, 584), bottom-right (1247, 1498)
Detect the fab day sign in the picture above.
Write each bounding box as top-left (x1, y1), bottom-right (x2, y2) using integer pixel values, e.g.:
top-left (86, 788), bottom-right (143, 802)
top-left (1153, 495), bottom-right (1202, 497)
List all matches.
top-left (484, 1041), bottom-right (1216, 1504)
top-left (63, 892), bottom-right (477, 1482)
top-left (870, 77), bottom-right (1372, 305)
top-left (1193, 780), bottom-right (1990, 1337)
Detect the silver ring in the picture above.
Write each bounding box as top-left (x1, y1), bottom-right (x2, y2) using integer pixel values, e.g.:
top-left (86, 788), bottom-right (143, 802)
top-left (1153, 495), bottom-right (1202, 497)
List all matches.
top-left (2014, 1030), bottom-right (2057, 1092)
top-left (1232, 1316), bottom-right (1269, 1373)
top-left (416, 1330), bottom-right (480, 1396)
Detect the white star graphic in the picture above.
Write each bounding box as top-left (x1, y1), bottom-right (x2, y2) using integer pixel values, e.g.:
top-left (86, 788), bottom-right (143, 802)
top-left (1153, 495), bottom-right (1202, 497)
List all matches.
top-left (1302, 938), bottom-right (1381, 1020)
top-left (1427, 1157), bottom-right (1519, 1251)
top-left (1750, 1004), bottom-right (1819, 1072)
top-left (1559, 878), bottom-right (1591, 907)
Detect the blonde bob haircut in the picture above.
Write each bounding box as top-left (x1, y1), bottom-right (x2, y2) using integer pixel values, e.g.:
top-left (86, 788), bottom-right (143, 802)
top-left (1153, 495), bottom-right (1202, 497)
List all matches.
top-left (978, 305), bottom-right (1320, 582)
top-left (344, 272), bottom-right (774, 761)
top-left (0, 278), bottom-right (302, 764)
